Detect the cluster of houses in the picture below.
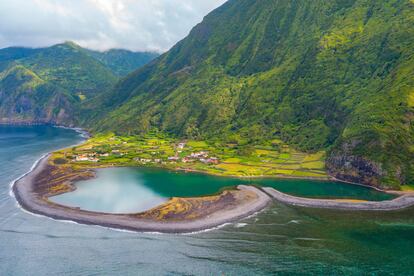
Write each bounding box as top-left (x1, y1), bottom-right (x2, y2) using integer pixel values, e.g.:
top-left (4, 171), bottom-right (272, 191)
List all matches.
top-left (72, 141), bottom-right (219, 165)
top-left (133, 148), bottom-right (220, 165)
top-left (75, 154), bottom-right (100, 163)
top-left (74, 152), bottom-right (111, 162)
top-left (133, 151), bottom-right (219, 165)
top-left (134, 158), bottom-right (162, 164)
top-left (179, 151), bottom-right (220, 165)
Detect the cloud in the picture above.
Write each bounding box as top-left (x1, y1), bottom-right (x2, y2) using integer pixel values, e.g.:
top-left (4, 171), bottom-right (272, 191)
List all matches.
top-left (0, 0), bottom-right (227, 53)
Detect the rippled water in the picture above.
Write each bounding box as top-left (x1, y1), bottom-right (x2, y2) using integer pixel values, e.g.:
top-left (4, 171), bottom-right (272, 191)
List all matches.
top-left (1, 126), bottom-right (413, 275)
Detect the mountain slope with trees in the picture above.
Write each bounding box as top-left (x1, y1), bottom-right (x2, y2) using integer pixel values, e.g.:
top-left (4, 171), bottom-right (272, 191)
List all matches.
top-left (85, 49), bottom-right (159, 77)
top-left (0, 42), bottom-right (158, 125)
top-left (90, 0), bottom-right (414, 189)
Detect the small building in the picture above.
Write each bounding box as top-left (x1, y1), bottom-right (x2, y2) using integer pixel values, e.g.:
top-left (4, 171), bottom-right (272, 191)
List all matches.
top-left (168, 156), bottom-right (180, 161)
top-left (182, 157), bottom-right (195, 163)
top-left (190, 151), bottom-right (208, 158)
top-left (75, 155), bottom-right (89, 161)
top-left (75, 155), bottom-right (99, 162)
top-left (200, 157), bottom-right (219, 164)
top-left (208, 157), bottom-right (220, 164)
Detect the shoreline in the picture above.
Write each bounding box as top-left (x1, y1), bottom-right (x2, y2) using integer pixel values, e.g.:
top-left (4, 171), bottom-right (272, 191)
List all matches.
top-left (8, 125), bottom-right (414, 233)
top-left (263, 187), bottom-right (414, 211)
top-left (8, 122), bottom-right (407, 193)
top-left (173, 166), bottom-right (331, 182)
top-left (9, 125), bottom-right (89, 199)
top-left (81, 162), bottom-right (412, 197)
top-left (12, 155), bottom-right (272, 233)
top-left (12, 155), bottom-right (414, 235)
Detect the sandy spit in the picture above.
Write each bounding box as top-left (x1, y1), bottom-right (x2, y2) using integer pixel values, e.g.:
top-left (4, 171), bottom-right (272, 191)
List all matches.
top-left (12, 155), bottom-right (272, 233)
top-left (263, 187), bottom-right (414, 211)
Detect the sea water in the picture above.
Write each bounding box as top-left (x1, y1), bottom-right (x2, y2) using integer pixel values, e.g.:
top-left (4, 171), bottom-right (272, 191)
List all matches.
top-left (0, 125), bottom-right (413, 275)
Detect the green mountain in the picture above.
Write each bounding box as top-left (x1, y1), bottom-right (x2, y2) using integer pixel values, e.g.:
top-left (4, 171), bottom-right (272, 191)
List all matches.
top-left (0, 65), bottom-right (77, 125)
top-left (91, 0), bottom-right (414, 189)
top-left (85, 49), bottom-right (159, 76)
top-left (1, 42), bottom-right (117, 97)
top-left (0, 42), bottom-right (158, 125)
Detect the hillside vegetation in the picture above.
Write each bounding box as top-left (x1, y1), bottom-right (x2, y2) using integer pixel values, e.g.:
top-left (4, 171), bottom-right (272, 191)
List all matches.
top-left (85, 49), bottom-right (159, 76)
top-left (89, 0), bottom-right (414, 189)
top-left (0, 42), bottom-right (158, 125)
top-left (0, 65), bottom-right (77, 125)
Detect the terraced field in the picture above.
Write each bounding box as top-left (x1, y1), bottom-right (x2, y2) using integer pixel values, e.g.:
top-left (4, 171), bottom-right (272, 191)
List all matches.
top-left (54, 133), bottom-right (328, 179)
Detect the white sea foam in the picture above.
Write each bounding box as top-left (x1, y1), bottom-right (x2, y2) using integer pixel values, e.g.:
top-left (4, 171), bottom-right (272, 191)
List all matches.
top-left (8, 127), bottom-right (268, 236)
top-left (182, 223), bottom-right (233, 235)
top-left (9, 126), bottom-right (87, 219)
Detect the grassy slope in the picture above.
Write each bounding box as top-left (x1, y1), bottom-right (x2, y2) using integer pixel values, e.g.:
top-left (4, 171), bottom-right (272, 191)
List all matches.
top-left (88, 0), bottom-right (414, 189)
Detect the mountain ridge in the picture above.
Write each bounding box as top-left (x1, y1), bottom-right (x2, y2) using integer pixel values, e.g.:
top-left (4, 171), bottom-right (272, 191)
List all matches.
top-left (87, 0), bottom-right (414, 189)
top-left (0, 42), bottom-right (158, 126)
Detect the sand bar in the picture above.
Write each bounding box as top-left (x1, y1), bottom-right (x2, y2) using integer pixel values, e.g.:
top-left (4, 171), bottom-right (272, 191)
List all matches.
top-left (263, 187), bottom-right (414, 211)
top-left (13, 155), bottom-right (272, 233)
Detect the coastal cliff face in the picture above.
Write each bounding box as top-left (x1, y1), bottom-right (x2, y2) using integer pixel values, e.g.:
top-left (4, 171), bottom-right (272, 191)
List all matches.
top-left (86, 0), bottom-right (414, 189)
top-left (327, 155), bottom-right (383, 188)
top-left (0, 65), bottom-right (77, 126)
top-left (327, 137), bottom-right (411, 190)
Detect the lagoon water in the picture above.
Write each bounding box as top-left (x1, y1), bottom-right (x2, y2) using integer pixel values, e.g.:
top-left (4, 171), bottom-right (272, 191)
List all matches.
top-left (1, 125), bottom-right (414, 275)
top-left (51, 167), bottom-right (394, 214)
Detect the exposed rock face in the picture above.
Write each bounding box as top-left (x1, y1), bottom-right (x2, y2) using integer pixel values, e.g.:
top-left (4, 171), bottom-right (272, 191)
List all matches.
top-left (326, 154), bottom-right (384, 187)
top-left (0, 88), bottom-right (77, 127)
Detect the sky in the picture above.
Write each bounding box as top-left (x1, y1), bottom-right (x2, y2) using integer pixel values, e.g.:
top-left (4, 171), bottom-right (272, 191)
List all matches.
top-left (0, 0), bottom-right (227, 53)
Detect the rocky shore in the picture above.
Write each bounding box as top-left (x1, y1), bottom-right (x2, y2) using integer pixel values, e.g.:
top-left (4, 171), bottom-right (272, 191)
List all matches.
top-left (263, 187), bottom-right (414, 211)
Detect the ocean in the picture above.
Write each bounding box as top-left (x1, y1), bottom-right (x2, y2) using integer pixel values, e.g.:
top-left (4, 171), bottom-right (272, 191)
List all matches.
top-left (0, 125), bottom-right (413, 275)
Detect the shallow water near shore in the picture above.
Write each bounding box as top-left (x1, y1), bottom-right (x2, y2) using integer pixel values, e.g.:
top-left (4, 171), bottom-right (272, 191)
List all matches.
top-left (51, 167), bottom-right (394, 214)
top-left (1, 125), bottom-right (414, 275)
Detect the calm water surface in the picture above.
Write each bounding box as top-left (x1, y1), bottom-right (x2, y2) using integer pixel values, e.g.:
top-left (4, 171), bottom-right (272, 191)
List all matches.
top-left (52, 167), bottom-right (394, 214)
top-left (0, 126), bottom-right (413, 275)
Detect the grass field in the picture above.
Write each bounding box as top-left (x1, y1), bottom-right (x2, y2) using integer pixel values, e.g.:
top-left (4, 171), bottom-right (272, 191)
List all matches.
top-left (52, 132), bottom-right (328, 179)
top-left (401, 185), bottom-right (414, 192)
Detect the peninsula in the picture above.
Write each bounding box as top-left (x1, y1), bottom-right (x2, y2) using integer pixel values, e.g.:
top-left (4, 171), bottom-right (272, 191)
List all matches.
top-left (13, 154), bottom-right (272, 233)
top-left (12, 134), bottom-right (414, 233)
